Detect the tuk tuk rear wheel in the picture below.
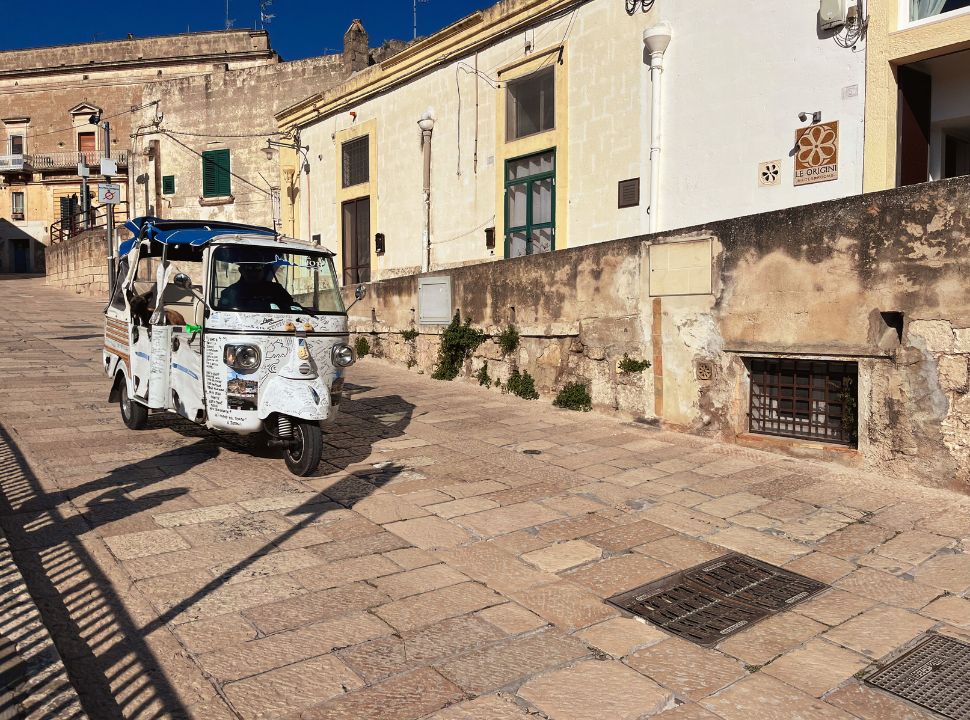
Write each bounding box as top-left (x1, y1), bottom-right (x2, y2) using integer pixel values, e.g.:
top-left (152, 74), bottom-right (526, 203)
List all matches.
top-left (283, 419), bottom-right (322, 476)
top-left (120, 382), bottom-right (149, 430)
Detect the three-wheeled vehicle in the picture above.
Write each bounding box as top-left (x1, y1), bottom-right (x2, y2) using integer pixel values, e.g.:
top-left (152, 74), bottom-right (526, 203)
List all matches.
top-left (103, 217), bottom-right (362, 476)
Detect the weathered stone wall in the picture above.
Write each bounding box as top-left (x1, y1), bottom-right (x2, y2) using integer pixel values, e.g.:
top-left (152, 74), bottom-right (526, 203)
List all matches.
top-left (131, 54), bottom-right (350, 227)
top-left (342, 177), bottom-right (970, 492)
top-left (0, 30), bottom-right (272, 75)
top-left (46, 230), bottom-right (110, 298)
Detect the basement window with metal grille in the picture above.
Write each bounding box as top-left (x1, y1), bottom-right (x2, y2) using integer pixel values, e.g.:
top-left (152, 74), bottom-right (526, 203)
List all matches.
top-left (748, 358), bottom-right (858, 446)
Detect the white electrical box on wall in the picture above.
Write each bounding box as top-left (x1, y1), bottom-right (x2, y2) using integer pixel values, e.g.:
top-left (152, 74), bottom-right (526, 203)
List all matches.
top-left (418, 276), bottom-right (452, 325)
top-left (819, 0), bottom-right (847, 30)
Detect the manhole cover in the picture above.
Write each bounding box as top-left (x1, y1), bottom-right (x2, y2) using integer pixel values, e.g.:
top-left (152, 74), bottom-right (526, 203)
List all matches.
top-left (865, 634), bottom-right (970, 720)
top-left (607, 553), bottom-right (828, 647)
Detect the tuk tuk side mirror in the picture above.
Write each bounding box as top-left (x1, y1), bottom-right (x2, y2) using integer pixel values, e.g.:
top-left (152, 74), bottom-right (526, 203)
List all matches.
top-left (346, 284), bottom-right (366, 312)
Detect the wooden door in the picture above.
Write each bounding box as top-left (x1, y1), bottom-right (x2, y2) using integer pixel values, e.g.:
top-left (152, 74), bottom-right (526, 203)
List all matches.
top-left (341, 197), bottom-right (371, 285)
top-left (898, 66), bottom-right (932, 187)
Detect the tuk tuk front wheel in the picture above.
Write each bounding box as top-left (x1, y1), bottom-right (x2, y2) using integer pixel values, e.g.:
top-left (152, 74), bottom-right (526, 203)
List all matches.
top-left (120, 382), bottom-right (149, 430)
top-left (283, 419), bottom-right (322, 476)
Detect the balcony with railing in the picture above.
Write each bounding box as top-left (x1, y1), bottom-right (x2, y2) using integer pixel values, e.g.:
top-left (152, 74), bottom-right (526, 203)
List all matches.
top-left (0, 154), bottom-right (27, 173)
top-left (31, 150), bottom-right (129, 171)
top-left (0, 150), bottom-right (129, 174)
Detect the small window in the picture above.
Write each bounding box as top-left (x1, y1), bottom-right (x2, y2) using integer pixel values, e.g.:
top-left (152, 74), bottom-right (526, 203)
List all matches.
top-left (9, 135), bottom-right (23, 155)
top-left (748, 358), bottom-right (858, 446)
top-left (162, 175), bottom-right (176, 195)
top-left (202, 149), bottom-right (231, 198)
top-left (506, 67), bottom-right (555, 141)
top-left (342, 136), bottom-right (369, 188)
top-left (910, 0), bottom-right (970, 21)
top-left (11, 191), bottom-right (25, 221)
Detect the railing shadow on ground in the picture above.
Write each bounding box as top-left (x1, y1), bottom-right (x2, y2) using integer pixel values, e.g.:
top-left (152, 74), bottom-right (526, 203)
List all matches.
top-left (0, 383), bottom-right (415, 719)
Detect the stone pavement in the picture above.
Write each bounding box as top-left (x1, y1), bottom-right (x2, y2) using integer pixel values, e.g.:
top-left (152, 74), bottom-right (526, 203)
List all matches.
top-left (0, 275), bottom-right (968, 720)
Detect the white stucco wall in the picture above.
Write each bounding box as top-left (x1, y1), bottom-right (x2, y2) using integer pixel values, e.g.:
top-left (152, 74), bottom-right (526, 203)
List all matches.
top-left (658, 0), bottom-right (867, 230)
top-left (296, 0), bottom-right (867, 281)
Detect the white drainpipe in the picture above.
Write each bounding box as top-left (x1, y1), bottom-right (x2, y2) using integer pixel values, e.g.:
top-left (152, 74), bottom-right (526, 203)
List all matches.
top-left (643, 22), bottom-right (672, 235)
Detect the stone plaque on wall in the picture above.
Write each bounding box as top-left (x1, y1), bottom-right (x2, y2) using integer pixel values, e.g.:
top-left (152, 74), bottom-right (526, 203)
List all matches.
top-left (794, 121), bottom-right (838, 186)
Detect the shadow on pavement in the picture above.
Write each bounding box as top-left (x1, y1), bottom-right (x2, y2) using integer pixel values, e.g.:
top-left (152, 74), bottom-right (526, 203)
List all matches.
top-left (0, 381), bottom-right (415, 719)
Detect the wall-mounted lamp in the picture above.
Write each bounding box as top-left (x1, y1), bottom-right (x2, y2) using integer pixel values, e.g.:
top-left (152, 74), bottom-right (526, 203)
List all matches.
top-left (798, 111), bottom-right (823, 124)
top-left (375, 232), bottom-right (385, 254)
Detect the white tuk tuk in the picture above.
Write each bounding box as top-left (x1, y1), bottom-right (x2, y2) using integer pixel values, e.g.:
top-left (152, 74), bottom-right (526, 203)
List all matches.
top-left (103, 217), bottom-right (362, 476)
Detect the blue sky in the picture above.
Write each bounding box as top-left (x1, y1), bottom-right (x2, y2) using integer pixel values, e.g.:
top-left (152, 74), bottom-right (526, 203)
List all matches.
top-left (0, 1), bottom-right (495, 60)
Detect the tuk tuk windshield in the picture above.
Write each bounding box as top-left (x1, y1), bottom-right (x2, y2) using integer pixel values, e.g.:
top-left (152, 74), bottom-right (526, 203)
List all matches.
top-left (210, 245), bottom-right (345, 314)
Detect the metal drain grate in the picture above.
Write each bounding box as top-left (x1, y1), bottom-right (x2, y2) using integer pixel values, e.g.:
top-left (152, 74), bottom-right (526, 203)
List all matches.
top-left (607, 553), bottom-right (828, 647)
top-left (866, 634), bottom-right (970, 720)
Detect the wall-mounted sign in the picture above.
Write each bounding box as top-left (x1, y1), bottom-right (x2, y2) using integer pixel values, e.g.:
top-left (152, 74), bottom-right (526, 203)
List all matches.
top-left (98, 183), bottom-right (121, 204)
top-left (794, 121), bottom-right (838, 186)
top-left (758, 160), bottom-right (781, 187)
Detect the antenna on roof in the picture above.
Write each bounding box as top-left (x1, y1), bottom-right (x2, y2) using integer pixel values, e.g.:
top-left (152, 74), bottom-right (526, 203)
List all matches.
top-left (413, 0), bottom-right (430, 40)
top-left (259, 0), bottom-right (274, 29)
top-left (225, 0), bottom-right (235, 29)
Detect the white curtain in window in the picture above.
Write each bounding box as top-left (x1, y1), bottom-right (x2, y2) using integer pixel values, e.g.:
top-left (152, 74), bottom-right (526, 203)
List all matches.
top-left (912, 0), bottom-right (947, 20)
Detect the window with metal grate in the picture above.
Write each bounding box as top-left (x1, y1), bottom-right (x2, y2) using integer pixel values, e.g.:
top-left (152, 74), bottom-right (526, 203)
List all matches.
top-left (342, 136), bottom-right (369, 188)
top-left (748, 358), bottom-right (858, 445)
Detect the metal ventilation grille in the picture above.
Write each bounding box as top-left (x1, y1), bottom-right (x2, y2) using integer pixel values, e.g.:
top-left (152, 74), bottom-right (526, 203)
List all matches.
top-left (607, 553), bottom-right (828, 647)
top-left (866, 634), bottom-right (970, 720)
top-left (618, 178), bottom-right (640, 208)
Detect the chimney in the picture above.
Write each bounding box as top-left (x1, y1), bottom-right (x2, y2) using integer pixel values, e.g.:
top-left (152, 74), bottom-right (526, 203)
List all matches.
top-left (343, 19), bottom-right (369, 73)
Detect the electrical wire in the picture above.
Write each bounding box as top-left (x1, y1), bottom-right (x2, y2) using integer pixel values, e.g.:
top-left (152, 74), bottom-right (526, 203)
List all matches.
top-left (24, 99), bottom-right (160, 140)
top-left (161, 128), bottom-right (287, 139)
top-left (135, 128), bottom-right (273, 198)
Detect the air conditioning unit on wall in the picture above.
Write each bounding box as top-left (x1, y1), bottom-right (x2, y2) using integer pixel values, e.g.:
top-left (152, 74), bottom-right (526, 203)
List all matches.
top-left (819, 0), bottom-right (847, 30)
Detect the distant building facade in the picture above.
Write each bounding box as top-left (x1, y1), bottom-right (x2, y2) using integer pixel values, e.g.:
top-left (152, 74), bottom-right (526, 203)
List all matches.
top-left (276, 0), bottom-right (868, 284)
top-left (0, 30), bottom-right (277, 273)
top-left (129, 21), bottom-right (408, 231)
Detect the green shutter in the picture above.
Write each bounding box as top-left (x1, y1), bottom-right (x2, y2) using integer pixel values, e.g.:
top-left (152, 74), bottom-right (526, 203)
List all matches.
top-left (162, 175), bottom-right (175, 195)
top-left (202, 149), bottom-right (231, 198)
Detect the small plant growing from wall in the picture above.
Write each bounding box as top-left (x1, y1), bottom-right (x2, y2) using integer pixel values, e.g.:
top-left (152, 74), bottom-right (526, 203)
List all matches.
top-left (432, 310), bottom-right (487, 381)
top-left (505, 369), bottom-right (539, 399)
top-left (400, 327), bottom-right (419, 369)
top-left (554, 382), bottom-right (592, 412)
top-left (476, 364), bottom-right (491, 387)
top-left (497, 324), bottom-right (520, 356)
top-left (618, 354), bottom-right (651, 373)
top-left (354, 336), bottom-right (371, 358)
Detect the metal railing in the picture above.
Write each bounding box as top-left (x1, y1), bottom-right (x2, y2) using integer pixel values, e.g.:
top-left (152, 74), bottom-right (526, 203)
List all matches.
top-left (49, 201), bottom-right (127, 245)
top-left (30, 150), bottom-right (129, 171)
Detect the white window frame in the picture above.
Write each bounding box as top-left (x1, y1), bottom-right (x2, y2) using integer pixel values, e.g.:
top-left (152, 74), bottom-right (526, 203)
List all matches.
top-left (898, 0), bottom-right (970, 29)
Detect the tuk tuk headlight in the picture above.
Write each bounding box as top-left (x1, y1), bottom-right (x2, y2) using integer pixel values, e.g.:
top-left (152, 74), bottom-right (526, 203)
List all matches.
top-left (224, 344), bottom-right (261, 373)
top-left (331, 343), bottom-right (355, 368)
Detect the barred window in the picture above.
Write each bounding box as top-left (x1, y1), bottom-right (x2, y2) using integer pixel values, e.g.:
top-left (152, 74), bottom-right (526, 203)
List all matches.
top-left (749, 358), bottom-right (858, 445)
top-left (342, 136), bottom-right (369, 188)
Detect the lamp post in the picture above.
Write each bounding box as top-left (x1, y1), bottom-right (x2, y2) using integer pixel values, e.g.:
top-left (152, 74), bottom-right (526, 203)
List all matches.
top-left (418, 109), bottom-right (435, 273)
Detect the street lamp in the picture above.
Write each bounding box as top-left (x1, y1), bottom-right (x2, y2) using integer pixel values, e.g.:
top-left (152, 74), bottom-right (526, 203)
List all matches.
top-left (418, 108), bottom-right (435, 273)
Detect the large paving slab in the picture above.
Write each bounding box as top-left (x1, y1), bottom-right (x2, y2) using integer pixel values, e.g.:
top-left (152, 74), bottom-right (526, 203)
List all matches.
top-left (1, 276), bottom-right (969, 719)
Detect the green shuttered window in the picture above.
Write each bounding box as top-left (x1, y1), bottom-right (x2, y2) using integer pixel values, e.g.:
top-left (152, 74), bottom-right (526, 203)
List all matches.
top-left (201, 149), bottom-right (231, 198)
top-left (162, 175), bottom-right (175, 195)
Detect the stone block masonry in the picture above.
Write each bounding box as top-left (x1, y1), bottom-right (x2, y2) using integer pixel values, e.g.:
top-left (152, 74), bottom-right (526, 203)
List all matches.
top-left (342, 176), bottom-right (970, 492)
top-left (45, 231), bottom-right (110, 298)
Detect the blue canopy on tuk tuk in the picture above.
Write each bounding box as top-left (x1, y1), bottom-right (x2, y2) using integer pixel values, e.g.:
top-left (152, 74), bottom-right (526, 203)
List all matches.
top-left (118, 217), bottom-right (277, 256)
